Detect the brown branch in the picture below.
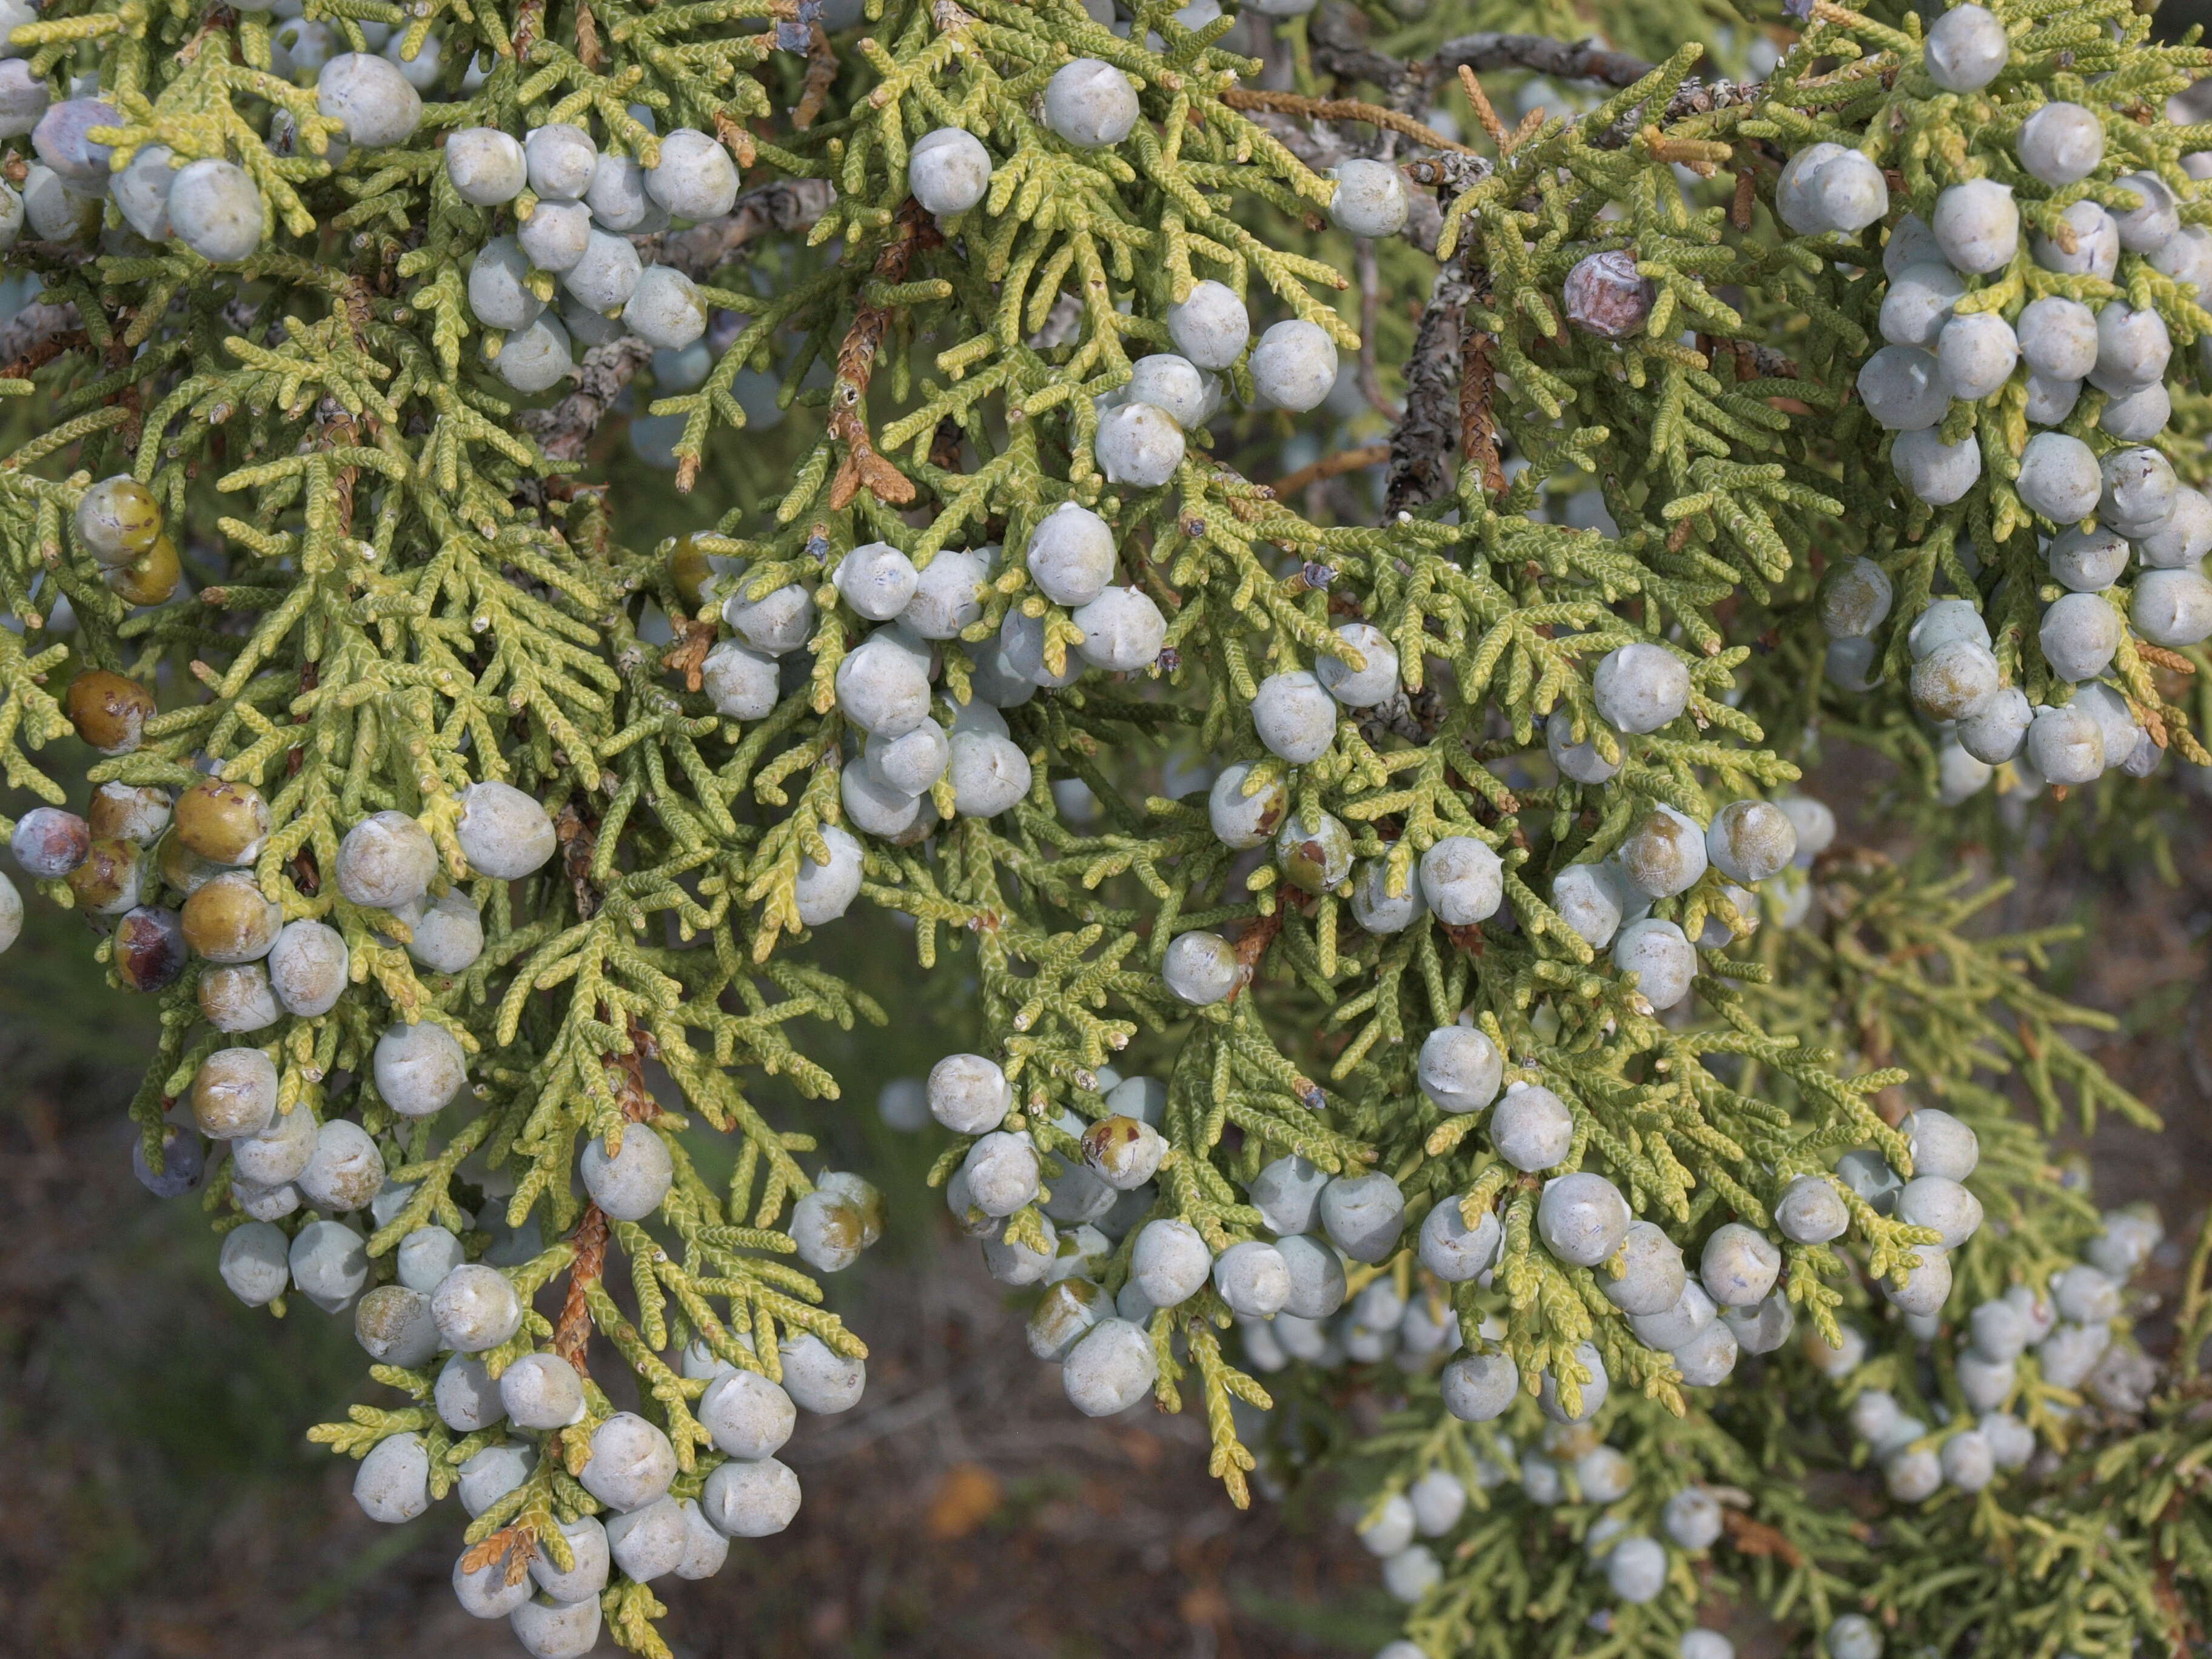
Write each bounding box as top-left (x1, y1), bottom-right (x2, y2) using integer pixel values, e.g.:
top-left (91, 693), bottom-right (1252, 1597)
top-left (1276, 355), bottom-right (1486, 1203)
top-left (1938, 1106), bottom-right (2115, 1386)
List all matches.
top-left (574, 0), bottom-right (603, 70)
top-left (1275, 443), bottom-right (1390, 499)
top-left (794, 21), bottom-right (837, 129)
top-left (1218, 89), bottom-right (1478, 156)
top-left (632, 176), bottom-right (836, 281)
top-left (0, 303), bottom-right (84, 378)
top-left (1458, 272), bottom-right (1504, 501)
top-left (1435, 32), bottom-right (1658, 89)
top-left (515, 335), bottom-right (652, 462)
top-left (554, 1204), bottom-right (608, 1373)
top-left (826, 199), bottom-right (940, 511)
top-left (1386, 253), bottom-right (1478, 516)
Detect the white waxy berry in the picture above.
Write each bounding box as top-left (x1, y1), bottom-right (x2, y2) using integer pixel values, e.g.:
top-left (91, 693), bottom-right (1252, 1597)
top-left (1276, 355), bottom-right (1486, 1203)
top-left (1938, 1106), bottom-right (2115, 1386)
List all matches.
top-left (1775, 141), bottom-right (1844, 233)
top-left (1936, 312), bottom-right (2016, 401)
top-left (1027, 1276), bottom-right (1107, 1358)
top-left (1857, 344), bottom-right (1947, 431)
top-left (833, 541), bottom-right (919, 622)
top-left (2110, 171), bottom-right (2179, 253)
top-left (1315, 620), bottom-right (1398, 708)
top-left (2017, 100), bottom-right (2102, 186)
top-left (1094, 401), bottom-right (1184, 488)
top-left (32, 97), bottom-right (118, 188)
top-left (1131, 1218), bottom-right (1211, 1307)
top-left (1593, 641), bottom-right (1689, 732)
top-left (405, 891), bottom-right (483, 974)
top-left (494, 315), bottom-right (574, 394)
top-left (2139, 486), bottom-right (2212, 568)
top-left (1883, 1444), bottom-right (1941, 1503)
top-left (1072, 585), bottom-right (1165, 671)
top-left (1586, 1216), bottom-right (1686, 1321)
top-left (266, 920), bottom-right (347, 1018)
top-left (2101, 446), bottom-right (2177, 538)
top-left (192, 1046), bottom-right (278, 1140)
top-left (2037, 1321), bottom-right (2112, 1388)
top-left (1826, 634), bottom-right (1879, 692)
top-left (374, 1019), bottom-right (466, 1116)
top-left (1957, 683), bottom-right (2031, 763)
top-left (1775, 1175), bottom-right (1849, 1244)
top-left (2016, 295), bottom-right (2096, 382)
top-left (167, 159), bottom-right (263, 263)
top-left (673, 1498), bottom-right (729, 1580)
top-left (2134, 569), bottom-right (2212, 646)
top-left (382, 31), bottom-right (442, 91)
top-left (1162, 929), bottom-right (1241, 1004)
top-left (646, 127), bottom-right (739, 220)
top-left (1614, 917), bottom-right (1697, 1010)
top-left (1044, 59), bottom-right (1139, 148)
top-left (1418, 836), bottom-right (1502, 925)
top-left (1212, 1240), bottom-right (1290, 1317)
top-left (2046, 526), bottom-right (2129, 593)
top-left (455, 1441), bottom-right (535, 1514)
top-left (1357, 1493), bottom-right (1416, 1557)
top-left (1706, 799), bottom-right (1797, 883)
top-left (355, 1430), bottom-right (431, 1523)
top-left (2094, 300), bottom-right (2170, 391)
top-left (1062, 1318), bottom-right (1158, 1415)
top-left (1550, 862), bottom-right (1624, 948)
top-left (908, 126), bottom-right (991, 215)
top-left (1940, 1429), bottom-right (1995, 1493)
top-left (457, 779), bottom-right (557, 879)
top-left (1826, 1614), bottom-right (1884, 1659)
top-left (2053, 1262), bottom-right (2122, 1324)
top-left (1879, 263), bottom-right (1963, 348)
top-left (1439, 1349), bottom-right (1518, 1421)
top-left (1537, 1171), bottom-right (1631, 1267)
top-left (1207, 762), bottom-right (1288, 850)
top-left (397, 1224), bottom-right (464, 1295)
top-left (835, 631), bottom-right (933, 737)
top-left (700, 1456), bottom-right (800, 1537)
top-left (1940, 739), bottom-right (1992, 805)
top-left (2153, 221), bottom-right (2212, 298)
top-left (1956, 1349), bottom-right (2015, 1411)
top-left (219, 1220), bottom-right (292, 1305)
top-left (1248, 318), bottom-right (1338, 412)
top-left (1817, 560), bottom-right (1891, 640)
top-left (947, 728), bottom-right (1031, 818)
top-left (290, 1218), bottom-right (369, 1305)
top-left (1248, 1155), bottom-right (1324, 1236)
top-left (1329, 158), bottom-right (1407, 238)
top-left (1275, 1233), bottom-right (1346, 1318)
top-left (585, 151), bottom-right (660, 232)
top-left (1924, 2), bottom-right (2008, 90)
top-left (297, 1118), bottom-right (385, 1212)
top-left (1723, 1286), bottom-right (1797, 1354)
top-left (581, 1411), bottom-right (676, 1512)
top-left (1538, 1341), bottom-right (1610, 1423)
top-left (1409, 1468), bottom-right (1467, 1537)
top-left (525, 124), bottom-right (596, 200)
top-left (2023, 370), bottom-right (2082, 427)
top-left (1419, 1197), bottom-right (1500, 1282)
top-left (1884, 1246), bottom-right (1954, 1316)
top-left (1349, 856), bottom-right (1424, 933)
top-left (1911, 637), bottom-right (2000, 721)
top-left (1618, 805), bottom-right (1707, 899)
top-left (1700, 1222), bottom-right (1780, 1307)
top-left (865, 720), bottom-right (948, 796)
top-left (22, 163), bottom-right (97, 242)
top-left (447, 127), bottom-right (526, 204)
top-left (523, 1515), bottom-right (609, 1607)
top-left (2032, 199), bottom-right (2118, 281)
top-left (1932, 178), bottom-right (2018, 273)
top-left (517, 199), bottom-right (589, 272)
top-left (960, 1131), bottom-right (1039, 1217)
top-left (1319, 1170), bottom-right (1406, 1263)
top-left (0, 59), bottom-right (50, 141)
top-left (699, 1367), bottom-right (796, 1459)
top-left (1606, 1534), bottom-right (1667, 1603)
top-left (1252, 669), bottom-right (1337, 762)
top-left (317, 53), bottom-right (421, 147)
top-left (1025, 502), bottom-right (1116, 607)
top-left (1672, 1318), bottom-right (1740, 1386)
top-left (606, 1497), bottom-right (688, 1584)
top-left (792, 822), bottom-right (865, 923)
top-left (2099, 380), bottom-right (2171, 441)
top-left (562, 228), bottom-right (642, 310)
top-left (498, 1350), bottom-right (586, 1430)
top-left (2039, 591), bottom-right (2120, 682)
top-left (1491, 1081), bottom-right (1574, 1171)
top-left (779, 1331), bottom-right (864, 1413)
top-left (723, 578), bottom-right (816, 655)
top-left (1166, 279), bottom-right (1249, 369)
top-left (1908, 599), bottom-right (1990, 661)
top-left (1547, 705), bottom-right (1618, 783)
top-left (580, 1125), bottom-right (673, 1222)
top-left (1125, 352), bottom-right (1215, 430)
top-left (336, 809), bottom-right (437, 910)
top-left (625, 264), bottom-right (707, 350)
top-left (1418, 1025), bottom-right (1502, 1114)
top-left (453, 1550), bottom-right (532, 1621)
top-left (928, 1053), bottom-right (1010, 1133)
top-left (902, 548), bottom-right (988, 640)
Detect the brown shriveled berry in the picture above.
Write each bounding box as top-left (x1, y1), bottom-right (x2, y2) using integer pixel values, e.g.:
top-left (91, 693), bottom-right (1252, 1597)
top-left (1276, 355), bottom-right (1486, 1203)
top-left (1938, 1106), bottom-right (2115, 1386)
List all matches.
top-left (88, 782), bottom-right (173, 845)
top-left (174, 777), bottom-right (272, 865)
top-left (106, 534), bottom-right (182, 606)
top-left (11, 806), bottom-right (90, 879)
top-left (67, 836), bottom-right (146, 914)
top-left (1563, 249), bottom-right (1657, 341)
top-left (181, 869), bottom-right (283, 963)
top-left (113, 904), bottom-right (188, 991)
top-left (65, 669), bottom-right (158, 754)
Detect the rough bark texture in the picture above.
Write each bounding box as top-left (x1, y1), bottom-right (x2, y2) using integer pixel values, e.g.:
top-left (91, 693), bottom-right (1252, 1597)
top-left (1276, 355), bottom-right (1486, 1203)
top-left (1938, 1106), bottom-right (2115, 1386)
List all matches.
top-left (515, 336), bottom-right (654, 461)
top-left (1386, 256), bottom-right (1478, 516)
top-left (634, 177), bottom-right (837, 282)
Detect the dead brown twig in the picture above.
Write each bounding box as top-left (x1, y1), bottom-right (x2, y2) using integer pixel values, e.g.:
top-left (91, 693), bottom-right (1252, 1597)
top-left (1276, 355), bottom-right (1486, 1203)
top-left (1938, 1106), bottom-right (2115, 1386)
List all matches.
top-left (826, 199), bottom-right (942, 511)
